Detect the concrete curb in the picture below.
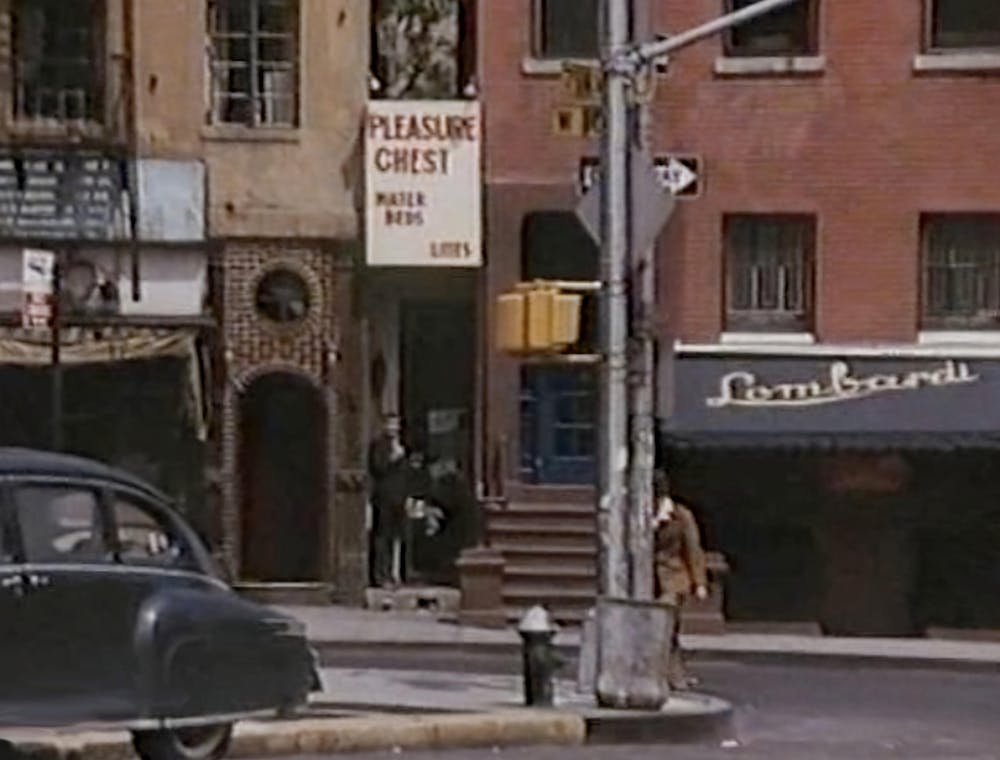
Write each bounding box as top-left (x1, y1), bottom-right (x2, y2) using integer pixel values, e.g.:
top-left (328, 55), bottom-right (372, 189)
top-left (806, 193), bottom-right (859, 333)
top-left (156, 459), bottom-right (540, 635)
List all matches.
top-left (5, 712), bottom-right (586, 760)
top-left (312, 640), bottom-right (1000, 674)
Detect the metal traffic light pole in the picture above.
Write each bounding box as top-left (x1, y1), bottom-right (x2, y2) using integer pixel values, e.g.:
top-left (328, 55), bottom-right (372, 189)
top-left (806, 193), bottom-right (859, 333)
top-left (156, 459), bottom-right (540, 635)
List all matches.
top-left (594, 0), bottom-right (804, 705)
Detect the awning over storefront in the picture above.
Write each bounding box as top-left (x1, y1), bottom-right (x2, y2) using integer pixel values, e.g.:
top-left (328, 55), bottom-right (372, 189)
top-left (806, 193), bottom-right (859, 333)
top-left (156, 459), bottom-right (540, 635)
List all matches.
top-left (661, 354), bottom-right (1000, 453)
top-left (0, 327), bottom-right (194, 365)
top-left (0, 326), bottom-right (208, 441)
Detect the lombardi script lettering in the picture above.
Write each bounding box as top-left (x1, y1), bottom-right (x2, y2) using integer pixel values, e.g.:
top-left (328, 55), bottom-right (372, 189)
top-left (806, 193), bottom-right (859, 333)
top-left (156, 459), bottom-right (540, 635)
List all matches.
top-left (706, 360), bottom-right (979, 408)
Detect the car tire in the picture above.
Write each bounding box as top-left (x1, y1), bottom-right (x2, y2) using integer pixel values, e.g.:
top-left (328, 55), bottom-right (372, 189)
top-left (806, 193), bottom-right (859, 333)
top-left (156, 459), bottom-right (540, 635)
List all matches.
top-left (132, 723), bottom-right (234, 760)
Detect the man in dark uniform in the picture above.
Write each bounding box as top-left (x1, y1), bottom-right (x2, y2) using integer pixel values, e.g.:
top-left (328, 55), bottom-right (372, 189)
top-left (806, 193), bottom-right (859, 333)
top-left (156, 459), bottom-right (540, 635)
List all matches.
top-left (653, 470), bottom-right (708, 690)
top-left (368, 414), bottom-right (409, 587)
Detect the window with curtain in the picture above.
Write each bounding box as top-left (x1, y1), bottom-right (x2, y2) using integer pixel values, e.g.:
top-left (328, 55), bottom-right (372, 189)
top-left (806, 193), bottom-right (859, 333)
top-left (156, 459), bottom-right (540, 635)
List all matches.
top-left (725, 214), bottom-right (815, 332)
top-left (922, 214), bottom-right (1000, 328)
top-left (208, 0), bottom-right (299, 127)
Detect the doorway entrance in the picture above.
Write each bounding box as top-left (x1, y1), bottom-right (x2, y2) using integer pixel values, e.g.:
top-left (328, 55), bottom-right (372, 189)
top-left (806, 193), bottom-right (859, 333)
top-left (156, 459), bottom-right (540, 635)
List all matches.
top-left (238, 372), bottom-right (327, 581)
top-left (400, 300), bottom-right (476, 583)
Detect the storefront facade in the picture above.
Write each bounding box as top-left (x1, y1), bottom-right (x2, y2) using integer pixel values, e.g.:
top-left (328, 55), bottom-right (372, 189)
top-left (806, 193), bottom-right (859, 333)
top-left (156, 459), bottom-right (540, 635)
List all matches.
top-left (662, 350), bottom-right (1000, 635)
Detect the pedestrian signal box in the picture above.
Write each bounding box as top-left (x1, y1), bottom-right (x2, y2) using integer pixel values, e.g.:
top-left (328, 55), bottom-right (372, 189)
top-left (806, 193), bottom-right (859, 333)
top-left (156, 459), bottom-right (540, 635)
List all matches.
top-left (495, 281), bottom-right (597, 355)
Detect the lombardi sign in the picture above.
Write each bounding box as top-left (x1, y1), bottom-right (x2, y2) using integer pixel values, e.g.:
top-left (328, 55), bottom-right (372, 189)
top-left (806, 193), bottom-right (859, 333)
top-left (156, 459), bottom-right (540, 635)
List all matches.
top-left (365, 100), bottom-right (482, 267)
top-left (706, 360), bottom-right (979, 408)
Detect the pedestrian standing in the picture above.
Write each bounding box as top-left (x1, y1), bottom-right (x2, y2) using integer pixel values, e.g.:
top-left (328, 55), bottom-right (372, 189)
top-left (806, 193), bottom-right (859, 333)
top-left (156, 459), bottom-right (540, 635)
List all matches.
top-left (653, 470), bottom-right (708, 690)
top-left (367, 414), bottom-right (409, 587)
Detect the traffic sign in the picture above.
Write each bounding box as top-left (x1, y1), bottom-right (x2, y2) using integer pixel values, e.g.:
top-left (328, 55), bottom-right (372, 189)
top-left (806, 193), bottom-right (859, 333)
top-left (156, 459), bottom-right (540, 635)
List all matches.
top-left (575, 147), bottom-right (676, 255)
top-left (578, 154), bottom-right (701, 197)
top-left (21, 248), bottom-right (55, 329)
top-left (655, 156), bottom-right (700, 196)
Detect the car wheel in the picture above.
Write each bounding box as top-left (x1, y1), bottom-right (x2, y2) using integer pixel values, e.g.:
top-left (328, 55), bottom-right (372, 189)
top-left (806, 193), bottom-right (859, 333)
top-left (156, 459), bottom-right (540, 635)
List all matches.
top-left (132, 723), bottom-right (234, 760)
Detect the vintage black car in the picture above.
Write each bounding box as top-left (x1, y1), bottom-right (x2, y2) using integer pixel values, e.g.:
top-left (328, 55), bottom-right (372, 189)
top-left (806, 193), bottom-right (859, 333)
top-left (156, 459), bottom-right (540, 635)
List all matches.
top-left (0, 448), bottom-right (320, 760)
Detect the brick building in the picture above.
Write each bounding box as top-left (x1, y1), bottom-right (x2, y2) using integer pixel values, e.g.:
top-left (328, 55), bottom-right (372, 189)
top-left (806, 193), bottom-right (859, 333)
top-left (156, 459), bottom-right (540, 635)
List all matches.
top-left (479, 0), bottom-right (1000, 635)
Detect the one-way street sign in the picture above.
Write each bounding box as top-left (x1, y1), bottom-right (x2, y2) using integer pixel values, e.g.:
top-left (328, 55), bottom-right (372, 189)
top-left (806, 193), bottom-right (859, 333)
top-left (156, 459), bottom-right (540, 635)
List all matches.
top-left (578, 154), bottom-right (702, 198)
top-left (575, 147), bottom-right (676, 254)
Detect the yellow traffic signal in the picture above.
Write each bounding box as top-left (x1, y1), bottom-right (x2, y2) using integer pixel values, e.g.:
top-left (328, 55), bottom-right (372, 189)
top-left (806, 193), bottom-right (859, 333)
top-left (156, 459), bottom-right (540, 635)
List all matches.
top-left (495, 283), bottom-right (587, 354)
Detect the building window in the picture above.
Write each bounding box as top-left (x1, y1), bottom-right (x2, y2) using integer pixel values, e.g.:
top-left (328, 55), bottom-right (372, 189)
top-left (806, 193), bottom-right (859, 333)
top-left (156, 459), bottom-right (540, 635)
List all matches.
top-left (533, 0), bottom-right (599, 60)
top-left (208, 0), bottom-right (299, 127)
top-left (927, 0), bottom-right (1000, 50)
top-left (255, 268), bottom-right (310, 323)
top-left (725, 0), bottom-right (818, 56)
top-left (922, 215), bottom-right (1000, 328)
top-left (11, 0), bottom-right (104, 122)
top-left (518, 212), bottom-right (598, 485)
top-left (725, 214), bottom-right (814, 332)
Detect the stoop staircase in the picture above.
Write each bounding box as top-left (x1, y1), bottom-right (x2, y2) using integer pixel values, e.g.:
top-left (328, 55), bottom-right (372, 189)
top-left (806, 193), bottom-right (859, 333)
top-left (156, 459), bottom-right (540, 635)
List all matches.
top-left (485, 499), bottom-right (597, 625)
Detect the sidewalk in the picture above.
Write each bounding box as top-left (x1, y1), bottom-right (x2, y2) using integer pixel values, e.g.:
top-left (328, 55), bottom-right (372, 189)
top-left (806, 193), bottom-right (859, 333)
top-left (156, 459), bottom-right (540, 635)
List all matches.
top-left (278, 604), bottom-right (1000, 672)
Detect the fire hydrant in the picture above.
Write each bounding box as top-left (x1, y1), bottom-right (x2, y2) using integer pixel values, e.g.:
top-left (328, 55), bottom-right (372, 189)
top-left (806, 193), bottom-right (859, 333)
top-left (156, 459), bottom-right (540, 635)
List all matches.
top-left (518, 605), bottom-right (563, 707)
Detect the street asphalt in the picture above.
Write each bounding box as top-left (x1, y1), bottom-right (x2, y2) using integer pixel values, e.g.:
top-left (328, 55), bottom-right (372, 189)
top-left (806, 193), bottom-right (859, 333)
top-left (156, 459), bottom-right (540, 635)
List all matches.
top-left (262, 659), bottom-right (1000, 759)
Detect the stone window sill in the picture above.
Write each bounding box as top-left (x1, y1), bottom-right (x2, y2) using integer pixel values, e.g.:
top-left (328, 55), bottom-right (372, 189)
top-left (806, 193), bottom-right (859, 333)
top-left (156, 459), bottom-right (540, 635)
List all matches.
top-left (714, 55), bottom-right (826, 77)
top-left (913, 51), bottom-right (1000, 73)
top-left (918, 330), bottom-right (1000, 345)
top-left (720, 332), bottom-right (816, 346)
top-left (202, 125), bottom-right (301, 143)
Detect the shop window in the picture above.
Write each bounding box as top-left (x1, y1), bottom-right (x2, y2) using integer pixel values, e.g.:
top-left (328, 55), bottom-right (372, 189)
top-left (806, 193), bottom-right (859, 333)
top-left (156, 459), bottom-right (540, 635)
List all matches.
top-left (208, 0), bottom-right (299, 127)
top-left (921, 214), bottom-right (1000, 328)
top-left (519, 211), bottom-right (598, 485)
top-left (11, 0), bottom-right (104, 122)
top-left (725, 214), bottom-right (814, 332)
top-left (725, 0), bottom-right (818, 56)
top-left (255, 268), bottom-right (310, 323)
top-left (533, 0), bottom-right (599, 60)
top-left (927, 0), bottom-right (1000, 50)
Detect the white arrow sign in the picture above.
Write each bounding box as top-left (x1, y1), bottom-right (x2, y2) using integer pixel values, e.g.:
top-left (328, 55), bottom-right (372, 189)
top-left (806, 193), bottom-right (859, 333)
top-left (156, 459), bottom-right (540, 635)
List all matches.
top-left (578, 155), bottom-right (700, 197)
top-left (655, 157), bottom-right (698, 195)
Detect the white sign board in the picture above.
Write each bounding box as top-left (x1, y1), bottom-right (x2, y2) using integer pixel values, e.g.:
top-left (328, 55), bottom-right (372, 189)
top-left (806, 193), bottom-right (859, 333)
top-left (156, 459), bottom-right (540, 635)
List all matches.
top-left (22, 247), bottom-right (55, 328)
top-left (365, 100), bottom-right (482, 267)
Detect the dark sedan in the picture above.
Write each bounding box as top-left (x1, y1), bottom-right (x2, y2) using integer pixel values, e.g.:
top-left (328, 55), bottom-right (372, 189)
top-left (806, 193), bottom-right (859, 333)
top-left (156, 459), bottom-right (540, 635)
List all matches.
top-left (0, 448), bottom-right (320, 760)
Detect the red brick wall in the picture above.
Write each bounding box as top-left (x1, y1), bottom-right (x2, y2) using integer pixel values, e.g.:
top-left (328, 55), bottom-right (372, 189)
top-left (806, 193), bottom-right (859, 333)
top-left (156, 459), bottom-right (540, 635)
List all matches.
top-left (480, 0), bottom-right (1000, 344)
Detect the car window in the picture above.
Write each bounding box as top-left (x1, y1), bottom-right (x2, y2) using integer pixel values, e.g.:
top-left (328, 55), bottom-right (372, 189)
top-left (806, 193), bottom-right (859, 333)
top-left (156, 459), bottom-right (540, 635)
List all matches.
top-left (110, 494), bottom-right (193, 570)
top-left (0, 509), bottom-right (15, 565)
top-left (15, 485), bottom-right (108, 564)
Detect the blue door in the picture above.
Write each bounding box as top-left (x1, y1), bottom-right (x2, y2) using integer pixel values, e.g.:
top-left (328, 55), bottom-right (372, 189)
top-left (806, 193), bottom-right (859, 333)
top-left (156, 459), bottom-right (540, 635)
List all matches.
top-left (519, 366), bottom-right (597, 485)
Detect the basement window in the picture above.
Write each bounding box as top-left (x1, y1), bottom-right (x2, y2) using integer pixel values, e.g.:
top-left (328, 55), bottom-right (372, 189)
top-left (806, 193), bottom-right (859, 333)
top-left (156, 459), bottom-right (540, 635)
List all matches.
top-left (208, 0), bottom-right (299, 128)
top-left (11, 0), bottom-right (104, 122)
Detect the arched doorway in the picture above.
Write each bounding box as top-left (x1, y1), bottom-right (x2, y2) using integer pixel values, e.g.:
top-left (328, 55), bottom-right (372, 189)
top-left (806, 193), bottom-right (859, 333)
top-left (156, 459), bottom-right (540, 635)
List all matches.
top-left (239, 372), bottom-right (327, 581)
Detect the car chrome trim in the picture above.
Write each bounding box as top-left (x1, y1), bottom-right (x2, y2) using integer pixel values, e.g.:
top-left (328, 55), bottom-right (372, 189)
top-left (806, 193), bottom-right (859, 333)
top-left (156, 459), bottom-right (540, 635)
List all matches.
top-left (16, 562), bottom-right (231, 591)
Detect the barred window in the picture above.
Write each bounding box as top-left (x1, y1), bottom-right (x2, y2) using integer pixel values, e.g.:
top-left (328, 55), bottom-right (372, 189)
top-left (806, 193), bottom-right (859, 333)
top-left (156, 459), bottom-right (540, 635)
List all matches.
top-left (725, 0), bottom-right (818, 57)
top-left (534, 0), bottom-right (599, 60)
top-left (928, 0), bottom-right (1000, 50)
top-left (12, 0), bottom-right (104, 122)
top-left (922, 215), bottom-right (1000, 327)
top-left (208, 0), bottom-right (299, 127)
top-left (725, 215), bottom-right (814, 332)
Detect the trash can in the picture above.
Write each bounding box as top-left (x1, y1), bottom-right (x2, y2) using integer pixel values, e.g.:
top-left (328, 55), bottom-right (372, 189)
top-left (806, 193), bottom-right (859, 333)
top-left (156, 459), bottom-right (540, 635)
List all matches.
top-left (594, 596), bottom-right (676, 710)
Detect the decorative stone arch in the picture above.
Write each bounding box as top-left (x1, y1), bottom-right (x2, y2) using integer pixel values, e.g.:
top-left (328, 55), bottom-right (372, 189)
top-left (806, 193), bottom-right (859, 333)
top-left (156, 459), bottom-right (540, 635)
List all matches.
top-left (231, 361), bottom-right (323, 393)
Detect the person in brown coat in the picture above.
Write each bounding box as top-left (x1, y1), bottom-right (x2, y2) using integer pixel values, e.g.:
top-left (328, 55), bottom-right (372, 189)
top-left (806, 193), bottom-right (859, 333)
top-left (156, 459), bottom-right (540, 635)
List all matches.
top-left (653, 470), bottom-right (708, 690)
